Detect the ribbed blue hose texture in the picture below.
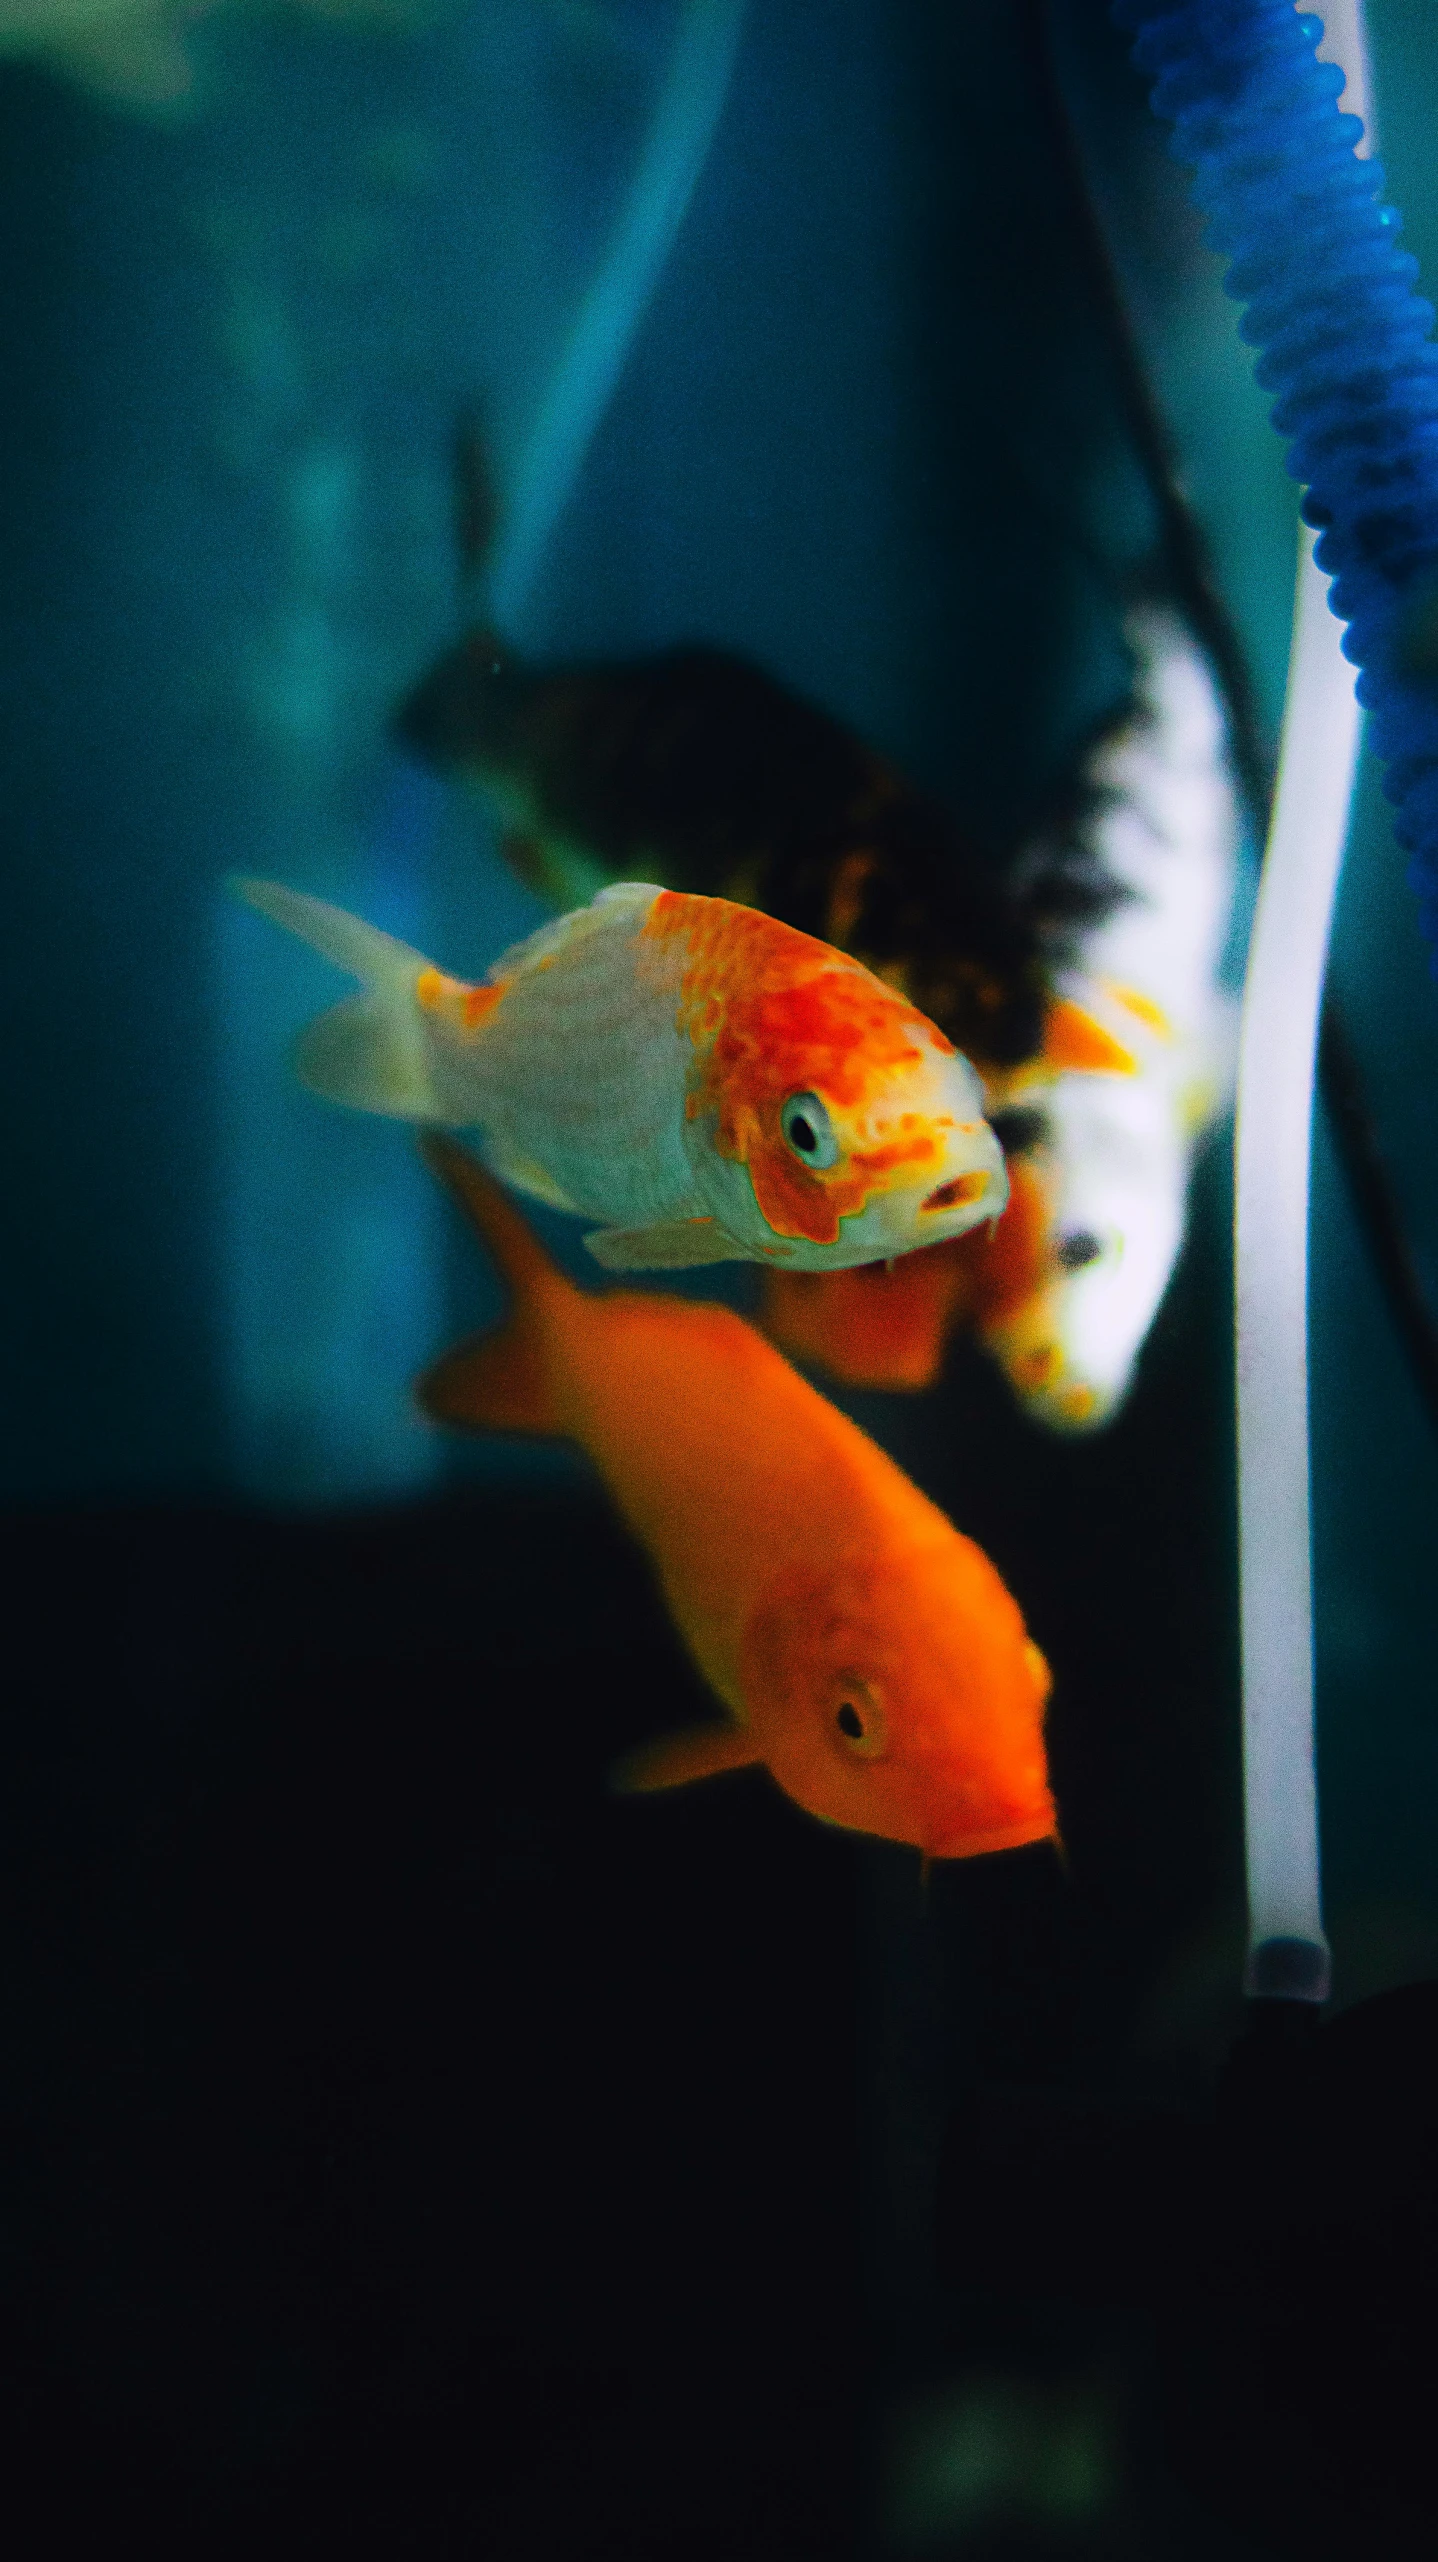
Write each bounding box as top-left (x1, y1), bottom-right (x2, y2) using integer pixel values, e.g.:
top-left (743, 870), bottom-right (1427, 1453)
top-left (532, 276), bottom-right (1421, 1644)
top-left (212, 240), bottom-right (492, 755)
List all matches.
top-left (1114, 0), bottom-right (1438, 958)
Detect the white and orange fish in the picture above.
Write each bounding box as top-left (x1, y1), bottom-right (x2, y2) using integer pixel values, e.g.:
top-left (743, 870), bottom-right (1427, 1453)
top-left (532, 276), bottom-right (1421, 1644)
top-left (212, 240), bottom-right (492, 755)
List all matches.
top-left (234, 877), bottom-right (1008, 1272)
top-left (979, 611), bottom-right (1242, 1428)
top-left (760, 611), bottom-right (1244, 1428)
top-left (419, 1135), bottom-right (1057, 1862)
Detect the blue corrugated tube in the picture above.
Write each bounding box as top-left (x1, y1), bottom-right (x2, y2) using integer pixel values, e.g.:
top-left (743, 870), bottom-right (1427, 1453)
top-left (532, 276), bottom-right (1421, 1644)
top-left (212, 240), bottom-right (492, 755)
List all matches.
top-left (1114, 0), bottom-right (1438, 961)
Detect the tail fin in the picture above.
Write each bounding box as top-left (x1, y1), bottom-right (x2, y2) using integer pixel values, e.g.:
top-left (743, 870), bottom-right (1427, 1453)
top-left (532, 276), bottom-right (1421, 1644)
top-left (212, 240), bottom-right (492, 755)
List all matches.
top-left (415, 1135), bottom-right (573, 1437)
top-left (232, 876), bottom-right (445, 1119)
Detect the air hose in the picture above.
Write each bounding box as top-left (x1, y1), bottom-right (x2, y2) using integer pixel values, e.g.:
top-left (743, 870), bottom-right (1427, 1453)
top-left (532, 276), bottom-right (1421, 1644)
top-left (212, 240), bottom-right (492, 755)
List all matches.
top-left (1114, 1), bottom-right (1419, 2005)
top-left (1114, 0), bottom-right (1438, 951)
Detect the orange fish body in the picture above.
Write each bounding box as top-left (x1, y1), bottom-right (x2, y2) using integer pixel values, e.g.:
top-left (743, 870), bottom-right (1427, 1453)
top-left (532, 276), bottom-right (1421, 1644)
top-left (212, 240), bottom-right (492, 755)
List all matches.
top-left (419, 1137), bottom-right (1056, 1861)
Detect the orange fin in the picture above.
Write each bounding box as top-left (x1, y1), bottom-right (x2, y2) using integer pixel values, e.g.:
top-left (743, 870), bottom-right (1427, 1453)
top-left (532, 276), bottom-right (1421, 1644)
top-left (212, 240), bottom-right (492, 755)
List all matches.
top-left (1042, 998), bottom-right (1137, 1077)
top-left (419, 1131), bottom-right (570, 1303)
top-left (416, 1327), bottom-right (555, 1435)
top-left (611, 1722), bottom-right (765, 1794)
top-left (416, 1135), bottom-right (573, 1437)
top-left (761, 1248), bottom-right (976, 1392)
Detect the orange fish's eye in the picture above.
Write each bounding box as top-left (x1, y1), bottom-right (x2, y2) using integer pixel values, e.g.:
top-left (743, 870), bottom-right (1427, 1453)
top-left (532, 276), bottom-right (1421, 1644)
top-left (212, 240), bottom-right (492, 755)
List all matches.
top-left (780, 1091), bottom-right (841, 1170)
top-left (831, 1676), bottom-right (887, 1758)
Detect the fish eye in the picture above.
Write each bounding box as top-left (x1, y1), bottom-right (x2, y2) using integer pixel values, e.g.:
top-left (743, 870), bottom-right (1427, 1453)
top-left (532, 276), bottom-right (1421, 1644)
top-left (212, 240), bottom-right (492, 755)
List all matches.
top-left (830, 1677), bottom-right (886, 1758)
top-left (780, 1091), bottom-right (840, 1170)
top-left (1056, 1229), bottom-right (1103, 1270)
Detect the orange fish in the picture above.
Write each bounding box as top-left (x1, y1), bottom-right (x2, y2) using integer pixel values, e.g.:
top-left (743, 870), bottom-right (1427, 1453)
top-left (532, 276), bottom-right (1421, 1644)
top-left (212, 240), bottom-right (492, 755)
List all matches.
top-left (417, 1134), bottom-right (1057, 1861)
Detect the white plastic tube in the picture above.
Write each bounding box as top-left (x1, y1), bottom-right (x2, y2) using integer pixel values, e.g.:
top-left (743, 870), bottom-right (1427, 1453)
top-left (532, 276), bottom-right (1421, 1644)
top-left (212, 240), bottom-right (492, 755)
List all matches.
top-left (1235, 1), bottom-right (1370, 2001)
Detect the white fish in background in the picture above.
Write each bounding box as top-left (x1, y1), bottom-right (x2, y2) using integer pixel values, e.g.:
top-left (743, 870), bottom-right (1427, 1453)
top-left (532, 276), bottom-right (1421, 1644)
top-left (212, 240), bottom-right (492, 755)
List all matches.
top-left (979, 607), bottom-right (1245, 1429)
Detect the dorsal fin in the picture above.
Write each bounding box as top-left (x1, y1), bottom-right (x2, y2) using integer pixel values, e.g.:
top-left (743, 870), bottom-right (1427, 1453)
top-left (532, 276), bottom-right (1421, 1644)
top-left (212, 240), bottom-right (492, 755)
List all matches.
top-left (487, 881), bottom-right (665, 982)
top-left (1041, 998), bottom-right (1137, 1077)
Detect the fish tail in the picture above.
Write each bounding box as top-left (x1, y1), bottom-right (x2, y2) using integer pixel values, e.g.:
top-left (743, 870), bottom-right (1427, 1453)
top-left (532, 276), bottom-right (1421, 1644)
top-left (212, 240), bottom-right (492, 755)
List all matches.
top-left (231, 875), bottom-right (460, 1121)
top-left (415, 1134), bottom-right (572, 1436)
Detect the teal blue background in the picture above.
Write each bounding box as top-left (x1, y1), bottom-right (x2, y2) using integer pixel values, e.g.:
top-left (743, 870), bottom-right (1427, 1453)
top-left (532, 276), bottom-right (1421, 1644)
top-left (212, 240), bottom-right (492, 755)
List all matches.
top-left (2, 5), bottom-right (1438, 2548)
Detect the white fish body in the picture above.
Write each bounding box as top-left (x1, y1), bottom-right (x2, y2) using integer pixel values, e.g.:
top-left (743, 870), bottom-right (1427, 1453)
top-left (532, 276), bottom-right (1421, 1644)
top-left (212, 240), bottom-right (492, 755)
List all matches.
top-left (238, 878), bottom-right (702, 1229)
top-left (234, 876), bottom-right (1007, 1273)
top-left (984, 609), bottom-right (1244, 1427)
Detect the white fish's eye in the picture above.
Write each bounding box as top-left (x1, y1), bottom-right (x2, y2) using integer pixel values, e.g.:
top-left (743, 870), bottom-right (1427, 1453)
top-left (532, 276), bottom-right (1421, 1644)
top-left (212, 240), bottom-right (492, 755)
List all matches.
top-left (780, 1091), bottom-right (840, 1169)
top-left (830, 1677), bottom-right (886, 1758)
top-left (1056, 1229), bottom-right (1104, 1271)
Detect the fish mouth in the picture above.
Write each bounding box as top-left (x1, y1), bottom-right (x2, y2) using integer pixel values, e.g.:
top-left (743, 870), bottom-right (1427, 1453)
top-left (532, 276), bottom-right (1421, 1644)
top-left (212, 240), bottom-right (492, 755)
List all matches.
top-left (921, 1169), bottom-right (992, 1214)
top-left (925, 1809), bottom-right (1059, 1860)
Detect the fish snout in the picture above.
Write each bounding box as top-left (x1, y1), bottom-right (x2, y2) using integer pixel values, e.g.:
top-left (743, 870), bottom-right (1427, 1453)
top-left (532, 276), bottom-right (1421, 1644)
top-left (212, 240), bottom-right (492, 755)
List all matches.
top-left (1005, 1338), bottom-right (1120, 1433)
top-left (921, 1167), bottom-right (992, 1216)
top-left (923, 1759), bottom-right (1058, 1860)
top-left (923, 1800), bottom-right (1059, 1861)
top-left (926, 1118), bottom-right (1009, 1222)
top-left (909, 1717), bottom-right (1056, 1859)
top-left (922, 1813), bottom-right (1061, 1854)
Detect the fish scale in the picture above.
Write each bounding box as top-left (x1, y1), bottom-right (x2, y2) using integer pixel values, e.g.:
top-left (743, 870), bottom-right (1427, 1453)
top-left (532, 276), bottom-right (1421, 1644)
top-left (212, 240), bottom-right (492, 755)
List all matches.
top-left (459, 888), bottom-right (698, 1230)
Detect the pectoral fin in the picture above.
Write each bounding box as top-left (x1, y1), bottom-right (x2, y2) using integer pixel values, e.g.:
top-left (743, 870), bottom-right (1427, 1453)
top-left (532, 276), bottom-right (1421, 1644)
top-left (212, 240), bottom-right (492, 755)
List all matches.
top-left (482, 1142), bottom-right (581, 1213)
top-left (417, 1328), bottom-right (554, 1435)
top-left (611, 1723), bottom-right (765, 1794)
top-left (584, 1217), bottom-right (738, 1271)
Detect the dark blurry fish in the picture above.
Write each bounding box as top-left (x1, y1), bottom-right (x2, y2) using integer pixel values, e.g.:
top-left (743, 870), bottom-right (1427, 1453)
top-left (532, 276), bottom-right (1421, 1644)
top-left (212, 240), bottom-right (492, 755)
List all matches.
top-left (396, 636), bottom-right (1057, 1075)
top-left (395, 430), bottom-right (1239, 1425)
top-left (418, 1134), bottom-right (1057, 1862)
top-left (398, 419), bottom-right (1142, 1082)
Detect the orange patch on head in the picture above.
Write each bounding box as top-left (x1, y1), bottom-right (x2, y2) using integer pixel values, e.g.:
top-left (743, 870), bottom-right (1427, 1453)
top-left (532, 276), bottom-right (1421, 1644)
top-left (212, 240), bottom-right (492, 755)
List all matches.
top-left (647, 892), bottom-right (953, 1244)
top-left (851, 1130), bottom-right (942, 1182)
top-left (1012, 1340), bottom-right (1063, 1388)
